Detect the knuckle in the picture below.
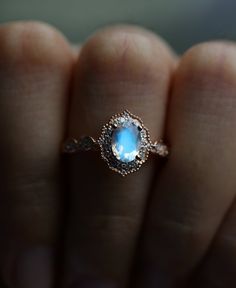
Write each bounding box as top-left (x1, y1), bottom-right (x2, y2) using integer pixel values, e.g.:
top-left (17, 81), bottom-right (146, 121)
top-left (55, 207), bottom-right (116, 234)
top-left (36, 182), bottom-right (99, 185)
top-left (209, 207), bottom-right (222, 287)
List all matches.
top-left (79, 26), bottom-right (171, 78)
top-left (0, 21), bottom-right (71, 67)
top-left (178, 41), bottom-right (236, 86)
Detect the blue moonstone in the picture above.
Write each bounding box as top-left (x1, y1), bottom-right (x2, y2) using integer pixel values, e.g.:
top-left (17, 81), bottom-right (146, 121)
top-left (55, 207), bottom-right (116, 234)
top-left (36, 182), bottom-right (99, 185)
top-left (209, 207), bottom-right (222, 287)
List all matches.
top-left (112, 122), bottom-right (141, 162)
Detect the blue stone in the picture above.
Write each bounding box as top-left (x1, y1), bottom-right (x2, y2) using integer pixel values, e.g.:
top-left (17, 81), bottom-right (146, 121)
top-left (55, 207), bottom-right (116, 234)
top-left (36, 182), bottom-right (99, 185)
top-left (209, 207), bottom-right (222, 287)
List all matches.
top-left (111, 122), bottom-right (141, 162)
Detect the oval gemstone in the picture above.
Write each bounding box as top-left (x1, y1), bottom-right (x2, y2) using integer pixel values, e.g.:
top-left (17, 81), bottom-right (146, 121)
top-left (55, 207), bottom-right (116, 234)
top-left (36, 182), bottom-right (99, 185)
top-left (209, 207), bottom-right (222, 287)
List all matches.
top-left (111, 122), bottom-right (141, 162)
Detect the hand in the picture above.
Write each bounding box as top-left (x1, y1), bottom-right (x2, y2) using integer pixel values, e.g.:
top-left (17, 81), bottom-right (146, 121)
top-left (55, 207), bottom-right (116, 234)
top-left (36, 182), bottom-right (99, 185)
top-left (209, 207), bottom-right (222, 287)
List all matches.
top-left (0, 21), bottom-right (236, 288)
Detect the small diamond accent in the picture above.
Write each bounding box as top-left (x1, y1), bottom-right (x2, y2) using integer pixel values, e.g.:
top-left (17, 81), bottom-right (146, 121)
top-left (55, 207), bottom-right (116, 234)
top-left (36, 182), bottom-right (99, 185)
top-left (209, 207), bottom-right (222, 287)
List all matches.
top-left (151, 141), bottom-right (169, 157)
top-left (63, 138), bottom-right (79, 153)
top-left (78, 136), bottom-right (98, 151)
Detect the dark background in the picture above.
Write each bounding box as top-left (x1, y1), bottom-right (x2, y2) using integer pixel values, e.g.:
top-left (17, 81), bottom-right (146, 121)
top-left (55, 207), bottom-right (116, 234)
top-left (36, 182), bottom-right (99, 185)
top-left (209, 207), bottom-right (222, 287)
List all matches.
top-left (0, 0), bottom-right (236, 53)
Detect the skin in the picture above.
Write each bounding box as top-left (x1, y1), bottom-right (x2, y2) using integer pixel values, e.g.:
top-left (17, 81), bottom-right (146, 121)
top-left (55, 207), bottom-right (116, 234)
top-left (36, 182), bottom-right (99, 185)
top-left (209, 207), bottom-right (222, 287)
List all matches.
top-left (0, 21), bottom-right (236, 288)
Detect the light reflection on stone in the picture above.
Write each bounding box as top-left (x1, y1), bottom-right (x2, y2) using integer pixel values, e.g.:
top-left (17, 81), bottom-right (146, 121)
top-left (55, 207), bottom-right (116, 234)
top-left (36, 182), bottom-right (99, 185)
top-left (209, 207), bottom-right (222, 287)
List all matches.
top-left (111, 122), bottom-right (141, 162)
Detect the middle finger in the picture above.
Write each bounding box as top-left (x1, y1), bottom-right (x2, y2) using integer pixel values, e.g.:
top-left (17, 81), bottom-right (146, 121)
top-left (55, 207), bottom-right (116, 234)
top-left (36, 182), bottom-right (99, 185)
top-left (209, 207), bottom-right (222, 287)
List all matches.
top-left (64, 26), bottom-right (175, 287)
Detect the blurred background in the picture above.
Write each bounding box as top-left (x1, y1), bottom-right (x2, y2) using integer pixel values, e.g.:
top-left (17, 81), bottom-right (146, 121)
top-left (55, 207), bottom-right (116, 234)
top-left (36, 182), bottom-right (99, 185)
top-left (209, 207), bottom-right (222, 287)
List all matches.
top-left (0, 0), bottom-right (236, 53)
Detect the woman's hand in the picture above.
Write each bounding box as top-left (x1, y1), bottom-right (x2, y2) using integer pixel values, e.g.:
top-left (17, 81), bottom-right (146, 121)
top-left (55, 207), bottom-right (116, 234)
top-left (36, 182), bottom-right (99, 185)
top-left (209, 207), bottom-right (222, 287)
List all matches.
top-left (1, 21), bottom-right (236, 288)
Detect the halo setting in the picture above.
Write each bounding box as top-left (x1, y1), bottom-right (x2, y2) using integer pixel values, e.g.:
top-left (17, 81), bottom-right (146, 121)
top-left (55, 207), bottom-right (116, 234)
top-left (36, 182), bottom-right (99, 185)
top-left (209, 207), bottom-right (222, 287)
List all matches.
top-left (98, 110), bottom-right (151, 176)
top-left (62, 110), bottom-right (169, 176)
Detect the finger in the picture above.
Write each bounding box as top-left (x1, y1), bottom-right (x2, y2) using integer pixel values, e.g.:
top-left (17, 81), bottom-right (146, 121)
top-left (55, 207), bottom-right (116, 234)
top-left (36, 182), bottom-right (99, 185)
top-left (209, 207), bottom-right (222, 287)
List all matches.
top-left (191, 97), bottom-right (236, 288)
top-left (189, 45), bottom-right (236, 288)
top-left (190, 200), bottom-right (236, 288)
top-left (135, 42), bottom-right (236, 287)
top-left (63, 25), bottom-right (176, 288)
top-left (0, 21), bottom-right (73, 287)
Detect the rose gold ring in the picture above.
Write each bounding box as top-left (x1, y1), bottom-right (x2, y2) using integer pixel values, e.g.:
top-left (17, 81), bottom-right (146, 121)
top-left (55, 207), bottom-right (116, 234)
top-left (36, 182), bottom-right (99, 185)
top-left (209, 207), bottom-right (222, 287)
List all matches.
top-left (62, 110), bottom-right (169, 176)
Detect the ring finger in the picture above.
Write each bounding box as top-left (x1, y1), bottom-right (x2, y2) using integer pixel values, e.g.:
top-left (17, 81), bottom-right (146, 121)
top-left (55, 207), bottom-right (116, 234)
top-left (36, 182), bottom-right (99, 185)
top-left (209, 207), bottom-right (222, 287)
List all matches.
top-left (63, 26), bottom-right (176, 288)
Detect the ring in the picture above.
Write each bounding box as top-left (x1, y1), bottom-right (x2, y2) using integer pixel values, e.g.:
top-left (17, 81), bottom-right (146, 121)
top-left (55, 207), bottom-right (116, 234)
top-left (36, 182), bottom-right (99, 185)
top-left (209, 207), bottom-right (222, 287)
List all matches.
top-left (62, 110), bottom-right (169, 176)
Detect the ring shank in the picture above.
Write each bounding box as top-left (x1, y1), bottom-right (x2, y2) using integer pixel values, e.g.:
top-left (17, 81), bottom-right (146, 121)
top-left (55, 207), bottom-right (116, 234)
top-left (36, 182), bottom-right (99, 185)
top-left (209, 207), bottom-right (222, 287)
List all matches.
top-left (63, 137), bottom-right (168, 157)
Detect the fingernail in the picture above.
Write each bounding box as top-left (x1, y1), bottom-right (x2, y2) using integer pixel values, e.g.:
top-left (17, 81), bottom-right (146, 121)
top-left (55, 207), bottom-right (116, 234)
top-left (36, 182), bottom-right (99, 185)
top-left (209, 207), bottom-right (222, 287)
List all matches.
top-left (15, 246), bottom-right (54, 288)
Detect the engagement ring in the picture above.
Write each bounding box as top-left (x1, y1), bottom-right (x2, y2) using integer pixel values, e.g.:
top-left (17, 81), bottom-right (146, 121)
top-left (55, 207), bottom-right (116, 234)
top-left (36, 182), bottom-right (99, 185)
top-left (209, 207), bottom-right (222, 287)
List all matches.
top-left (62, 110), bottom-right (169, 176)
